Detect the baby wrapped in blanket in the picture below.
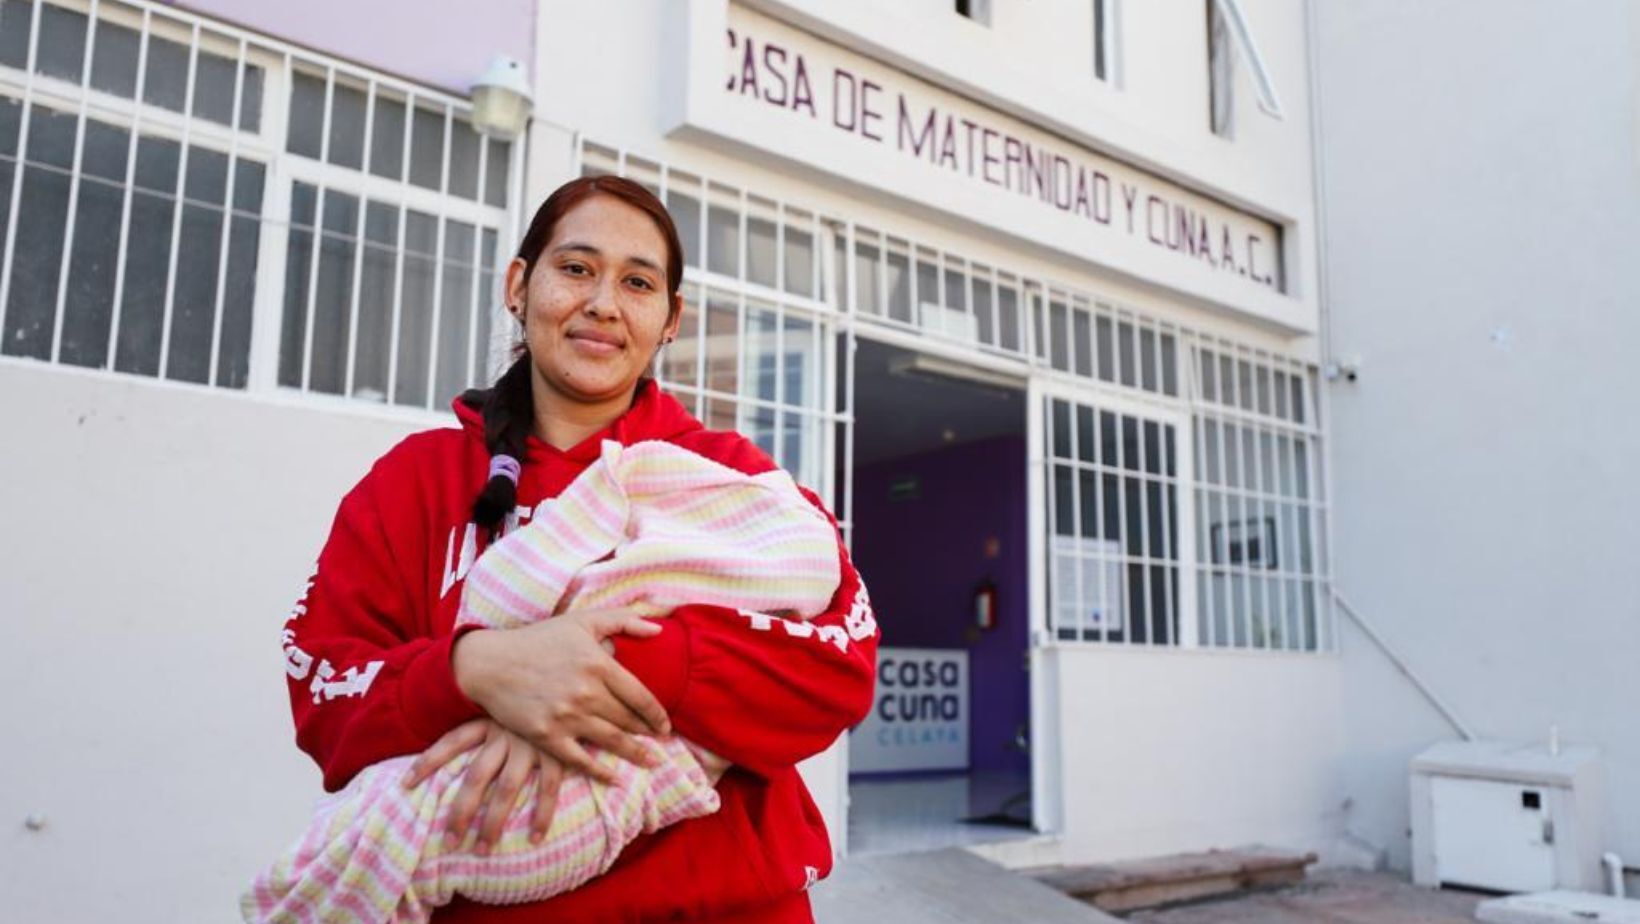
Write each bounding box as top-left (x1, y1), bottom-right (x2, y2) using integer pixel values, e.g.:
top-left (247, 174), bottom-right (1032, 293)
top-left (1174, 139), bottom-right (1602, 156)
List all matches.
top-left (244, 440), bottom-right (842, 924)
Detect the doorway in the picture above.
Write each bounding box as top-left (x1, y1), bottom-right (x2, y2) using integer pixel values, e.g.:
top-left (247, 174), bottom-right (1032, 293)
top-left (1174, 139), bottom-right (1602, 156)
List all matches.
top-left (843, 336), bottom-right (1035, 856)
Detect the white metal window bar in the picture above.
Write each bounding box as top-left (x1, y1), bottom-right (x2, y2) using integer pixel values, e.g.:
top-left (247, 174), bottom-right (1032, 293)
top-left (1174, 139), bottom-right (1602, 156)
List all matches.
top-left (579, 134), bottom-right (1331, 654)
top-left (0, 0), bottom-right (517, 413)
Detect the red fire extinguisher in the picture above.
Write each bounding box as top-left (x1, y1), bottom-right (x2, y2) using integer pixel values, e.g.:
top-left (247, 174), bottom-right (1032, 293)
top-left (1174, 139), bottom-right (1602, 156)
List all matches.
top-left (974, 578), bottom-right (998, 630)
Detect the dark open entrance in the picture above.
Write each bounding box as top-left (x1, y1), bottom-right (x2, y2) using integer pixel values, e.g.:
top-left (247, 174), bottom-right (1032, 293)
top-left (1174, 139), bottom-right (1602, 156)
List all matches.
top-left (844, 336), bottom-right (1033, 855)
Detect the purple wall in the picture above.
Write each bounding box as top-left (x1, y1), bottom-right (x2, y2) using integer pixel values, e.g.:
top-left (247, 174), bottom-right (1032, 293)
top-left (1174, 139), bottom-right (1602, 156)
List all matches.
top-left (174, 0), bottom-right (535, 94)
top-left (851, 435), bottom-right (1030, 777)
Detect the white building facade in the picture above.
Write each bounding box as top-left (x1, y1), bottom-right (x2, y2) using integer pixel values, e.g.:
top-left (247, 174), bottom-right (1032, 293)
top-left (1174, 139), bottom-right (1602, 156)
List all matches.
top-left (1, 1), bottom-right (1370, 919)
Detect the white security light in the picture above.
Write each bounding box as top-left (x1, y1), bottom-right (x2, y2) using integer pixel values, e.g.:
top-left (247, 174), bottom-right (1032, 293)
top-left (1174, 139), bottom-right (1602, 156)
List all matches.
top-left (470, 55), bottom-right (533, 140)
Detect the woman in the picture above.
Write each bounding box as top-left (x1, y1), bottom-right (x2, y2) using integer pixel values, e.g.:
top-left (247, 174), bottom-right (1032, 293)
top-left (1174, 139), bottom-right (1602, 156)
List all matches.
top-left (278, 175), bottom-right (878, 922)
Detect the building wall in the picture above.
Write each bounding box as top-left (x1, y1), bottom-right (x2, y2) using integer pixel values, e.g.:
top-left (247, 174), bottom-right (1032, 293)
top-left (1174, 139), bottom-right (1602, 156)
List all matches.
top-left (1050, 646), bottom-right (1346, 864)
top-left (1313, 0), bottom-right (1640, 869)
top-left (0, 362), bottom-right (434, 921)
top-left (174, 0), bottom-right (535, 94)
top-left (528, 0), bottom-right (1323, 342)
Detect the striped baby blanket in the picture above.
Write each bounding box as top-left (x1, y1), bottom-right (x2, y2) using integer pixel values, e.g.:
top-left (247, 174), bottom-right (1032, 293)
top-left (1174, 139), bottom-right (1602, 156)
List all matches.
top-left (244, 439), bottom-right (842, 923)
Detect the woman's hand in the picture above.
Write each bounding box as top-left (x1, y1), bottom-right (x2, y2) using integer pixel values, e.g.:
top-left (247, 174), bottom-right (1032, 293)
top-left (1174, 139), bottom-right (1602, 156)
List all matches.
top-left (402, 718), bottom-right (566, 853)
top-left (451, 608), bottom-right (670, 783)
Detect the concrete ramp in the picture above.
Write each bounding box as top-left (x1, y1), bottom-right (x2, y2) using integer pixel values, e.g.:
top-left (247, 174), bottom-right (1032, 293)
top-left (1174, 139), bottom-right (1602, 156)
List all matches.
top-left (813, 848), bottom-right (1122, 924)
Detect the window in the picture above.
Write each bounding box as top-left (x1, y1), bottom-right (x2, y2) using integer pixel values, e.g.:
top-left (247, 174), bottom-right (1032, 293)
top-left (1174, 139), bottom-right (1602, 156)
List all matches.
top-left (1191, 345), bottom-right (1328, 651)
top-left (577, 140), bottom-right (1329, 653)
top-left (1207, 0), bottom-right (1232, 136)
top-left (954, 0), bottom-right (990, 25)
top-left (1205, 0), bottom-right (1285, 136)
top-left (1093, 0), bottom-right (1113, 82)
top-left (0, 0), bottom-right (516, 408)
top-left (276, 68), bottom-right (511, 407)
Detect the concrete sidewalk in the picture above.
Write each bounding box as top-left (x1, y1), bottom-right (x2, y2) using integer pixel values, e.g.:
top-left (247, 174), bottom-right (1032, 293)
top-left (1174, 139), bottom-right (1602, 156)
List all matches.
top-left (812, 848), bottom-right (1121, 924)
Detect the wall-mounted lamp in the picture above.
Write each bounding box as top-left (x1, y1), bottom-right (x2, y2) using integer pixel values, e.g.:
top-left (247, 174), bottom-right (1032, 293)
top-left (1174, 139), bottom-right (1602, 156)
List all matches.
top-left (1323, 356), bottom-right (1362, 383)
top-left (470, 55), bottom-right (533, 140)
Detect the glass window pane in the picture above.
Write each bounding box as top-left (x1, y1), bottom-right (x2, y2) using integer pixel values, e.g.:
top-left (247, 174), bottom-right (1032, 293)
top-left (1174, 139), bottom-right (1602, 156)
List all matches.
top-left (409, 105), bottom-right (445, 191)
top-left (2, 106), bottom-right (76, 360)
top-left (1161, 332), bottom-right (1178, 395)
top-left (191, 39), bottom-right (242, 128)
top-left (1139, 326), bottom-right (1158, 392)
top-left (368, 94), bottom-right (406, 180)
top-left (394, 209), bottom-right (437, 406)
top-left (447, 118), bottom-right (480, 200)
top-left (997, 284), bottom-right (1019, 352)
top-left (661, 283), bottom-right (700, 391)
top-left (277, 181), bottom-right (317, 387)
top-left (745, 302), bottom-right (778, 403)
top-left (1052, 464), bottom-right (1074, 536)
top-left (37, 3), bottom-right (87, 85)
top-left (884, 243), bottom-right (910, 323)
top-left (704, 293), bottom-right (738, 395)
top-left (852, 235), bottom-right (880, 315)
top-left (1072, 307), bottom-right (1092, 376)
top-left (1049, 398), bottom-right (1071, 459)
top-left (434, 218), bottom-right (476, 403)
top-left (216, 157), bottom-right (262, 388)
top-left (782, 215), bottom-right (813, 297)
top-left (1047, 299), bottom-right (1069, 371)
top-left (781, 312), bottom-right (816, 410)
top-left (0, 0), bottom-right (33, 69)
top-left (746, 208), bottom-right (777, 289)
top-left (90, 17), bottom-right (140, 98)
top-left (665, 176), bottom-right (701, 269)
top-left (59, 120), bottom-right (126, 367)
top-left (484, 138), bottom-right (509, 208)
top-left (326, 80), bottom-right (366, 170)
top-left (141, 32), bottom-right (189, 114)
top-left (474, 227), bottom-right (498, 385)
top-left (113, 136), bottom-right (178, 376)
top-left (1117, 320), bottom-right (1137, 387)
top-left (287, 70), bottom-right (325, 159)
top-left (302, 188), bottom-right (357, 394)
top-left (706, 187), bottom-right (739, 278)
top-left (972, 274), bottom-right (994, 346)
top-left (238, 63), bottom-right (264, 133)
top-left (1076, 404), bottom-right (1096, 464)
top-left (348, 200), bottom-right (395, 401)
top-left (164, 145), bottom-right (229, 383)
top-left (914, 257), bottom-right (936, 321)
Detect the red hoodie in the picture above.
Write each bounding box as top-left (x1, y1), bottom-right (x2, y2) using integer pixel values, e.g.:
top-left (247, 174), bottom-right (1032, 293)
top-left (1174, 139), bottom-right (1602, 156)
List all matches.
top-left (279, 381), bottom-right (879, 923)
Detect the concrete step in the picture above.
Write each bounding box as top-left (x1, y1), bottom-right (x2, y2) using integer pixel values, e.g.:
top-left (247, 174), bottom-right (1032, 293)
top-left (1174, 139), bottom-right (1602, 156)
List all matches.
top-left (1032, 845), bottom-right (1319, 913)
top-left (814, 847), bottom-right (1123, 924)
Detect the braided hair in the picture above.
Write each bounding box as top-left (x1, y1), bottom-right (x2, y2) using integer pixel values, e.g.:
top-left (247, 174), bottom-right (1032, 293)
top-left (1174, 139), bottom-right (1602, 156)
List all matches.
top-left (460, 174), bottom-right (686, 531)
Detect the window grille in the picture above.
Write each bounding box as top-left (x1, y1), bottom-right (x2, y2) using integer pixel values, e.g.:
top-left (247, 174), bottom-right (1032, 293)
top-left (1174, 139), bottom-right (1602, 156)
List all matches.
top-left (0, 0), bottom-right (516, 410)
top-left (579, 143), bottom-right (836, 495)
top-left (580, 137), bottom-right (1331, 655)
top-left (1190, 342), bottom-right (1329, 651)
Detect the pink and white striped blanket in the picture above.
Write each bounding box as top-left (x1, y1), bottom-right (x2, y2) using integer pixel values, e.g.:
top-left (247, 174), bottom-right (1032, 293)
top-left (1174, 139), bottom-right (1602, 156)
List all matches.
top-left (243, 439), bottom-right (842, 923)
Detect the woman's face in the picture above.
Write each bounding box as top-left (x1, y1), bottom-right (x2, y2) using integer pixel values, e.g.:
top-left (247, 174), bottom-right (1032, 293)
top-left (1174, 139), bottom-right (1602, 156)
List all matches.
top-left (506, 194), bottom-right (682, 410)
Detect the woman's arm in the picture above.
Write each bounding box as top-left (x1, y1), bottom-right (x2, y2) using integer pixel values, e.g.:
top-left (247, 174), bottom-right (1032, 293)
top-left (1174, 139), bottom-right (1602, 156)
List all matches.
top-left (612, 485), bottom-right (880, 777)
top-left (282, 469), bottom-right (486, 792)
top-left (285, 447), bottom-right (669, 793)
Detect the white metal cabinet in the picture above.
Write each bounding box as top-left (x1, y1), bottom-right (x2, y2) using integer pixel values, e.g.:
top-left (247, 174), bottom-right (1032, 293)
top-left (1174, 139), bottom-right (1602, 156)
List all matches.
top-left (1411, 741), bottom-right (1605, 893)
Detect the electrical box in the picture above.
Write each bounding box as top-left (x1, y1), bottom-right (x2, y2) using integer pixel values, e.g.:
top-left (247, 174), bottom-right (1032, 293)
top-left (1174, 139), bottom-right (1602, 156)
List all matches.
top-left (1411, 740), bottom-right (1605, 893)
